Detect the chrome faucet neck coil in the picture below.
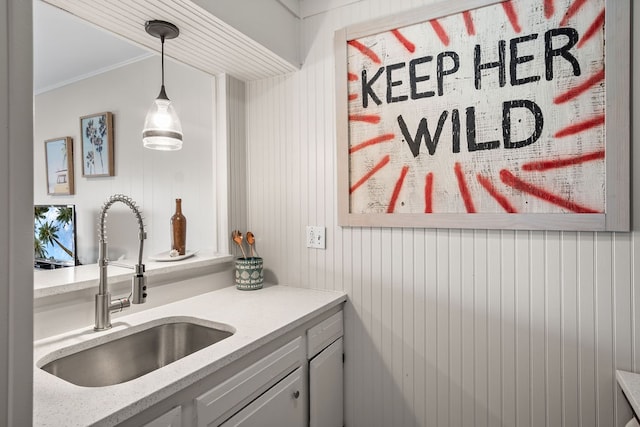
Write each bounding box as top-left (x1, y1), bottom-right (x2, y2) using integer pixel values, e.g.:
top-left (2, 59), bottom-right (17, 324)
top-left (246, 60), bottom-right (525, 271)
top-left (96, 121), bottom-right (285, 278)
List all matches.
top-left (95, 194), bottom-right (148, 331)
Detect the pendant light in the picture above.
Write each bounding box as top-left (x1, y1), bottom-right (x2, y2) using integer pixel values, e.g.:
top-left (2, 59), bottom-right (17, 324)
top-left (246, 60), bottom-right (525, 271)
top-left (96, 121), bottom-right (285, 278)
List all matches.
top-left (142, 20), bottom-right (183, 151)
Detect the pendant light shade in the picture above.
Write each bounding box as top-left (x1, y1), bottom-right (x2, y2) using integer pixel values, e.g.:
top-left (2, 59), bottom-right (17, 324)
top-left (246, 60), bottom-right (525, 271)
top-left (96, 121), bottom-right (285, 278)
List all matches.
top-left (143, 86), bottom-right (183, 150)
top-left (143, 20), bottom-right (183, 151)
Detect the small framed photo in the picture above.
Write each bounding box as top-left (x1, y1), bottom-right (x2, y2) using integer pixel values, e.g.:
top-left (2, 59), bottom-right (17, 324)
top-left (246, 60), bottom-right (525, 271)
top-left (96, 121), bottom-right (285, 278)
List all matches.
top-left (80, 111), bottom-right (114, 177)
top-left (45, 137), bottom-right (74, 195)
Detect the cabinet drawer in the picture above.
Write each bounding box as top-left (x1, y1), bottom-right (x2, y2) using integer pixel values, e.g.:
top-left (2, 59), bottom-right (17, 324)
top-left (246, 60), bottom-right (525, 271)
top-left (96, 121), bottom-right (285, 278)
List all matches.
top-left (307, 311), bottom-right (343, 358)
top-left (196, 336), bottom-right (303, 426)
top-left (144, 405), bottom-right (182, 427)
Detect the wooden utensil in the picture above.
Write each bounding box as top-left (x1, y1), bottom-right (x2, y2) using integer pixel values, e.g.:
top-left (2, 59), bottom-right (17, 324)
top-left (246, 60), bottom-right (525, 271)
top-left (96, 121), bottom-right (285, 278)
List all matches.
top-left (231, 230), bottom-right (248, 259)
top-left (246, 231), bottom-right (258, 258)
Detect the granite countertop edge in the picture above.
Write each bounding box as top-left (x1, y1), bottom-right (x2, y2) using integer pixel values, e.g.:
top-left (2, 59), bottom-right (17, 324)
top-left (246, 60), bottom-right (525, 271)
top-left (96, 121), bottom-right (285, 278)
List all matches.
top-left (617, 370), bottom-right (640, 417)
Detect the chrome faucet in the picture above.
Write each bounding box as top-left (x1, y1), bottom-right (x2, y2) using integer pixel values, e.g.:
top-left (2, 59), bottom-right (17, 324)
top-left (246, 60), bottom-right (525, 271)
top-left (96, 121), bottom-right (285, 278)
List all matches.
top-left (95, 194), bottom-right (147, 331)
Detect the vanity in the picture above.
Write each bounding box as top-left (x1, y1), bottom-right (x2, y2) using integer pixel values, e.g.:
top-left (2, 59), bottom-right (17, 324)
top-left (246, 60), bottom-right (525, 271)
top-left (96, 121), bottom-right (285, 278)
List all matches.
top-left (33, 269), bottom-right (346, 426)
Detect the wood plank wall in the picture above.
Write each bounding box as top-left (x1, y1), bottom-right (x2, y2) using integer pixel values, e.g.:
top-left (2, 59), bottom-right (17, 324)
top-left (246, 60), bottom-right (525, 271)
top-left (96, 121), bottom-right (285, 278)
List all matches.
top-left (246, 0), bottom-right (638, 425)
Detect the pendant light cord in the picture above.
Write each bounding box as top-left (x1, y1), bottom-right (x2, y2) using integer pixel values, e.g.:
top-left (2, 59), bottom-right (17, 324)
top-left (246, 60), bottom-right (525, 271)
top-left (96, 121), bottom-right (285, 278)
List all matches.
top-left (161, 35), bottom-right (165, 87)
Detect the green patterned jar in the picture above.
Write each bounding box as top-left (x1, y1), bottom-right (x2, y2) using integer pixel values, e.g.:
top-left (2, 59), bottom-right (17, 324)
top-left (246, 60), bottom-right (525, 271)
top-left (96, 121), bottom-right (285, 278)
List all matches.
top-left (235, 257), bottom-right (264, 290)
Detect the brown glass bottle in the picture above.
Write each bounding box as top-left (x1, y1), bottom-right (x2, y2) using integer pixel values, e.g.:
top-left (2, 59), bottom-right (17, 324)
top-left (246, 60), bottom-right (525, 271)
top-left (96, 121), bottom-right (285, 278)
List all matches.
top-left (171, 198), bottom-right (186, 255)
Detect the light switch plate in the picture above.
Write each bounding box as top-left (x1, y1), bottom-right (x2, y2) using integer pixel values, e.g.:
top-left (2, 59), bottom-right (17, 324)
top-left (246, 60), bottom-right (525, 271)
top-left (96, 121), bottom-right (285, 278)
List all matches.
top-left (306, 226), bottom-right (326, 249)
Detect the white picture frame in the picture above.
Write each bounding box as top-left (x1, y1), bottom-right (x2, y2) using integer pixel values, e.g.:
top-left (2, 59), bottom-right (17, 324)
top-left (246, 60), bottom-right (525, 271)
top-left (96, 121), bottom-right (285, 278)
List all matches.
top-left (335, 0), bottom-right (629, 231)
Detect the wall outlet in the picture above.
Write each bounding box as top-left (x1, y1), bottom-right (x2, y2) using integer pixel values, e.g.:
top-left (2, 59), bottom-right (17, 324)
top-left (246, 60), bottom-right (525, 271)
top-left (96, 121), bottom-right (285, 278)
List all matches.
top-left (306, 226), bottom-right (326, 249)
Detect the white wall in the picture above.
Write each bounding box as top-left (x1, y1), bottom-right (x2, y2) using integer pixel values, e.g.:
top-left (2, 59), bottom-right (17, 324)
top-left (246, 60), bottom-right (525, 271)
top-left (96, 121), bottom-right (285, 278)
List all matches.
top-left (33, 266), bottom-right (233, 340)
top-left (1, 0), bottom-right (33, 424)
top-left (32, 74), bottom-right (248, 341)
top-left (245, 1), bottom-right (638, 427)
top-left (34, 57), bottom-right (216, 263)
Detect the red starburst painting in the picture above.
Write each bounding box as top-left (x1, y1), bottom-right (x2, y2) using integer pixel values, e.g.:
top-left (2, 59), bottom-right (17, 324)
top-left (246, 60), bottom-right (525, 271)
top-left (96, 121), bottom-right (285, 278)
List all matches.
top-left (336, 0), bottom-right (628, 230)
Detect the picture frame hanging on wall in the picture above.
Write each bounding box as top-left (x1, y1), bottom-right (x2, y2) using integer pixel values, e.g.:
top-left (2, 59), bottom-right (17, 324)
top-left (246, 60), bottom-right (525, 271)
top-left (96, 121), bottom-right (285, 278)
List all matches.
top-left (335, 0), bottom-right (629, 231)
top-left (45, 137), bottom-right (74, 196)
top-left (80, 111), bottom-right (114, 177)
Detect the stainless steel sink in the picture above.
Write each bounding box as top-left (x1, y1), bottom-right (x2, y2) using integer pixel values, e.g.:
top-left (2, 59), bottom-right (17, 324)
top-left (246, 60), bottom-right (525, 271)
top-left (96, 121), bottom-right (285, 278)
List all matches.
top-left (40, 320), bottom-right (233, 387)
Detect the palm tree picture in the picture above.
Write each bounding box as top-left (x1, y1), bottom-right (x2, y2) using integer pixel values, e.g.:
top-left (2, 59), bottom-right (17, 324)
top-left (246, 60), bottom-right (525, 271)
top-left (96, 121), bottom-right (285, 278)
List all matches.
top-left (34, 205), bottom-right (75, 264)
top-left (34, 236), bottom-right (46, 260)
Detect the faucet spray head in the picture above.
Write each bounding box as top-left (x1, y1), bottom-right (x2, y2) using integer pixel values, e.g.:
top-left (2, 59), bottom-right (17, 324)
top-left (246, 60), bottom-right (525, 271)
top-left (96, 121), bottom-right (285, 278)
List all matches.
top-left (131, 274), bottom-right (147, 304)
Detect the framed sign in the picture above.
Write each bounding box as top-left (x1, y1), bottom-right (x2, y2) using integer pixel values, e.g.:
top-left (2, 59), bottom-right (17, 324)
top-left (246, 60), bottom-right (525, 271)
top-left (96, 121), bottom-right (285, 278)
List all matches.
top-left (335, 0), bottom-right (629, 230)
top-left (45, 137), bottom-right (74, 195)
top-left (80, 111), bottom-right (114, 177)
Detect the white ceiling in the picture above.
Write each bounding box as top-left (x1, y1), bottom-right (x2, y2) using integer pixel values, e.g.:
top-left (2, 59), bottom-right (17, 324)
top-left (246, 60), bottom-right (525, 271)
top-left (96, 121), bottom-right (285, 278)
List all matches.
top-left (33, 0), bottom-right (299, 90)
top-left (33, 0), bottom-right (152, 94)
top-left (42, 0), bottom-right (298, 81)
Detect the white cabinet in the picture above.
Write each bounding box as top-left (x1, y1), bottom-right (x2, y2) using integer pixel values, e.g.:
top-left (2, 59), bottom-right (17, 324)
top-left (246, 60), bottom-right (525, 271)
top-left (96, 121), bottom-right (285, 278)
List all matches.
top-left (196, 337), bottom-right (304, 427)
top-left (144, 406), bottom-right (182, 427)
top-left (220, 367), bottom-right (305, 427)
top-left (309, 337), bottom-right (343, 427)
top-left (307, 311), bottom-right (344, 427)
top-left (128, 308), bottom-right (343, 427)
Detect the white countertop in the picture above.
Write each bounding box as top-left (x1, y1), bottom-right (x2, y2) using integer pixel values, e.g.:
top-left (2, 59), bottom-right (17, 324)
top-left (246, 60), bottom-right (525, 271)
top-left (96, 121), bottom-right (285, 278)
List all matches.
top-left (33, 283), bottom-right (346, 426)
top-left (618, 370), bottom-right (640, 417)
top-left (34, 251), bottom-right (234, 299)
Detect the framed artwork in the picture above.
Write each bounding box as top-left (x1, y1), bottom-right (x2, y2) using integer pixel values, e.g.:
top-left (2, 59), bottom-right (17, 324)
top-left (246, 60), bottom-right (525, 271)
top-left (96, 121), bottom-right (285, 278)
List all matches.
top-left (80, 111), bottom-right (114, 177)
top-left (45, 137), bottom-right (74, 195)
top-left (335, 0), bottom-right (629, 231)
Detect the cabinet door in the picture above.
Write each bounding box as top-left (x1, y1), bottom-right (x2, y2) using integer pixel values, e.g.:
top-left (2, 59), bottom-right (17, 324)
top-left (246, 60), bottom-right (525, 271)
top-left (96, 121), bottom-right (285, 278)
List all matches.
top-left (309, 337), bottom-right (343, 427)
top-left (144, 406), bottom-right (182, 427)
top-left (220, 367), bottom-right (305, 427)
top-left (196, 337), bottom-right (304, 426)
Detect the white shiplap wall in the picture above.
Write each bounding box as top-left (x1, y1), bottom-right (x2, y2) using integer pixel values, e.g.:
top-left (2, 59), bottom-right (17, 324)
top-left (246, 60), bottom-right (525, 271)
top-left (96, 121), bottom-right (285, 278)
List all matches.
top-left (34, 58), bottom-right (216, 262)
top-left (245, 0), bottom-right (639, 426)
